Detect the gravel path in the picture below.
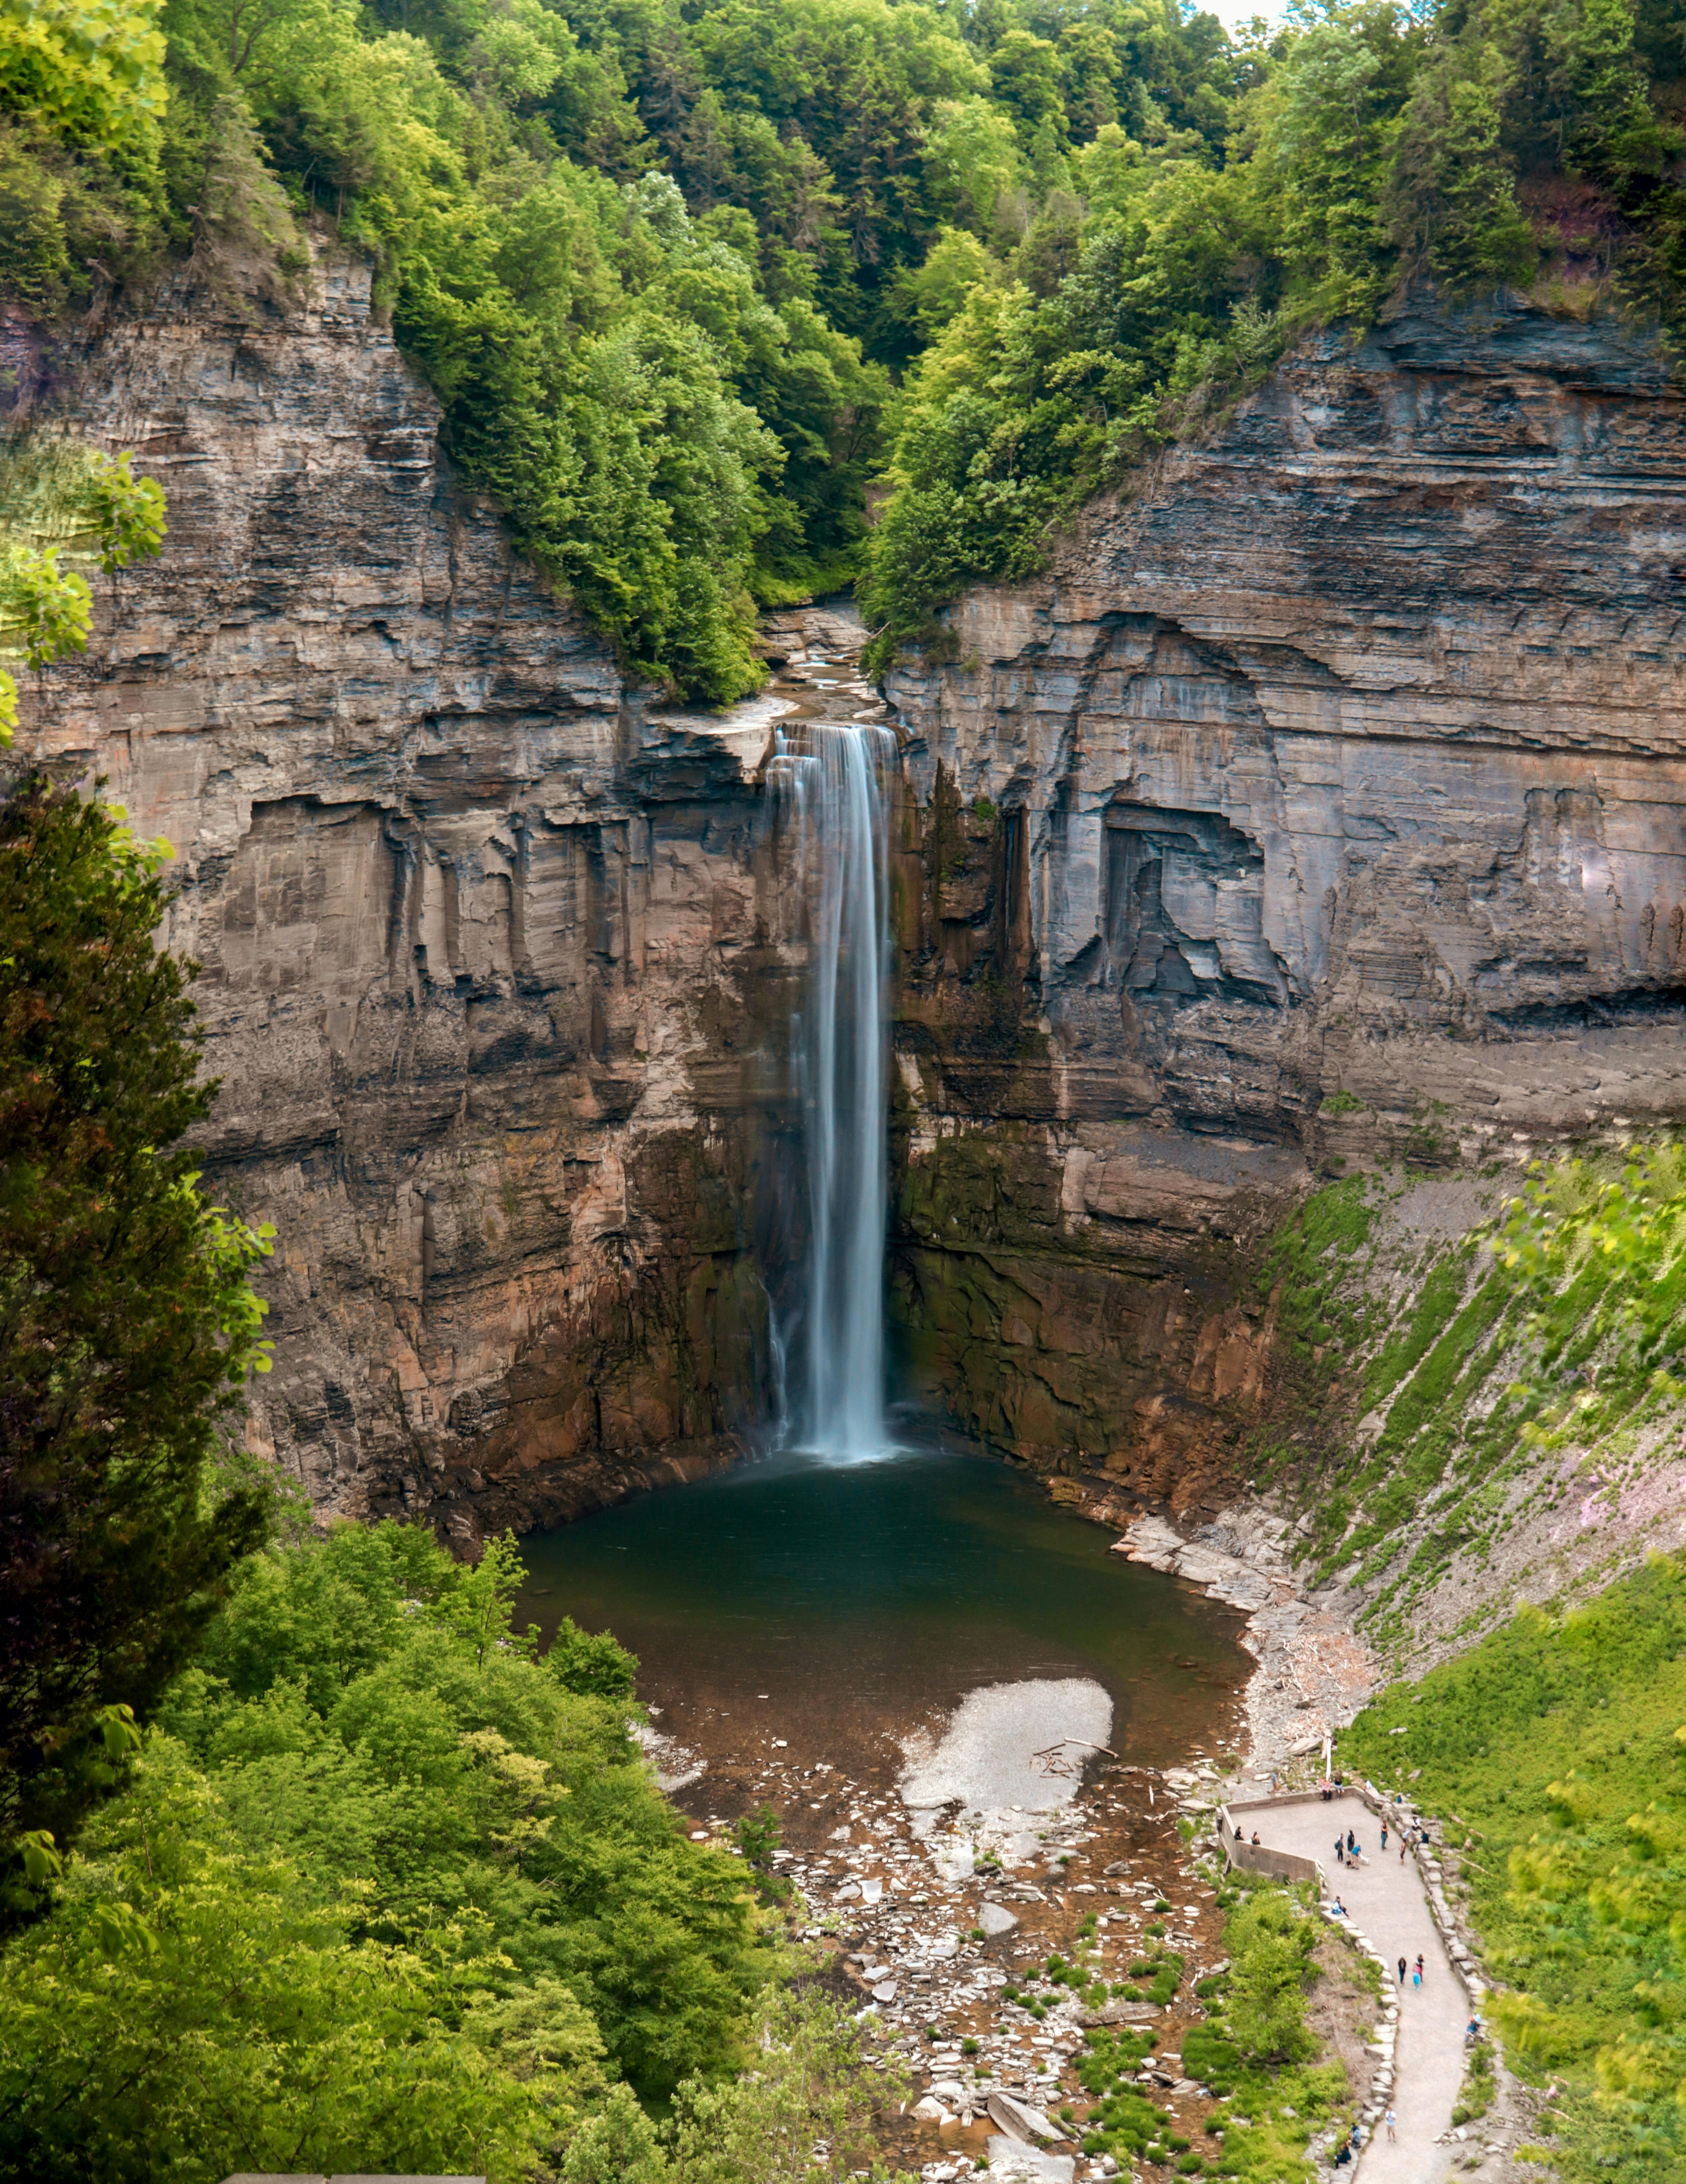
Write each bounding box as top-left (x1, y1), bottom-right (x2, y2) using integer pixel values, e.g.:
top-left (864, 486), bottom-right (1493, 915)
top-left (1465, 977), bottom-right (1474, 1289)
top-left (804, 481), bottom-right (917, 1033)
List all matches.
top-left (1247, 1793), bottom-right (1463, 2184)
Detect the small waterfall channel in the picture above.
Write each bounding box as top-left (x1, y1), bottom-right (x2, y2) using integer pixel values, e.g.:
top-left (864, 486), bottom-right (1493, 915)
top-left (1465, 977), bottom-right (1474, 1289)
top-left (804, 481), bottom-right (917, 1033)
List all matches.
top-left (765, 623), bottom-right (897, 1460)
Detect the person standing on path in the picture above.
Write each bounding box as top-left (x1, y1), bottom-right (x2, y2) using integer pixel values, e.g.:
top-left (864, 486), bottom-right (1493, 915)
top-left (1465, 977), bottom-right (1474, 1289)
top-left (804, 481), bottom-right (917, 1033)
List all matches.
top-left (1381, 1819), bottom-right (1389, 1852)
top-left (1385, 2109), bottom-right (1397, 2143)
top-left (1397, 1955), bottom-right (1407, 1986)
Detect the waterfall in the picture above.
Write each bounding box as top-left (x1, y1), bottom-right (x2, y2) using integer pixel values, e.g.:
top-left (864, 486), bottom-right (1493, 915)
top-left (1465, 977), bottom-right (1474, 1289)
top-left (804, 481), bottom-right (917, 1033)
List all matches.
top-left (774, 718), bottom-right (896, 1460)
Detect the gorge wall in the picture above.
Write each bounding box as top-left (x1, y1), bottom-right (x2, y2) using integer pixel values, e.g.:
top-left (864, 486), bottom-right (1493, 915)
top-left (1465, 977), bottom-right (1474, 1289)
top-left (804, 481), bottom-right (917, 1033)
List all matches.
top-left (13, 258), bottom-right (808, 1546)
top-left (884, 293), bottom-right (1686, 1510)
top-left (16, 273), bottom-right (1686, 1535)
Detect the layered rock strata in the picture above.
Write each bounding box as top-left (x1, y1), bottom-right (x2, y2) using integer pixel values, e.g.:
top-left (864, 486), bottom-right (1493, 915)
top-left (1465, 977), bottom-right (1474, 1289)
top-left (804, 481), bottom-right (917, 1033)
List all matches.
top-left (884, 294), bottom-right (1686, 1495)
top-left (15, 259), bottom-right (811, 1542)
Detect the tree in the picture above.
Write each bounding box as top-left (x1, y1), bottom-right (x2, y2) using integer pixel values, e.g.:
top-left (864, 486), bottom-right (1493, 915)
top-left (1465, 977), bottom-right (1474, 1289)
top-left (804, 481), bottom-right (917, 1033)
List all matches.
top-left (0, 777), bottom-right (275, 1907)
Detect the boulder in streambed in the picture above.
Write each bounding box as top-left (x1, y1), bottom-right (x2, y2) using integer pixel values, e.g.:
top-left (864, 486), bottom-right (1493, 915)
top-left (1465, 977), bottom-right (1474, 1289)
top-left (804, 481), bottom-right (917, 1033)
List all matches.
top-left (1080, 1999), bottom-right (1161, 2027)
top-left (985, 2136), bottom-right (1075, 2182)
top-left (987, 2092), bottom-right (1061, 2144)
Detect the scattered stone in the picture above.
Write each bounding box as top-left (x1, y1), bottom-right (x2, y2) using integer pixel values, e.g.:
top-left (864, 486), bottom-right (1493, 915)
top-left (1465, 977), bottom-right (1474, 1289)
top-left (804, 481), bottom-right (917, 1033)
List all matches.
top-left (987, 2093), bottom-right (1061, 2144)
top-left (1079, 1999), bottom-right (1160, 2028)
top-left (985, 2138), bottom-right (1075, 2183)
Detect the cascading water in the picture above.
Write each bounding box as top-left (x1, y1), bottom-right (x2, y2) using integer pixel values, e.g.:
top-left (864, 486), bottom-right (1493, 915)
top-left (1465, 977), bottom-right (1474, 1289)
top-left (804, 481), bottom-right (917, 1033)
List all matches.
top-left (772, 713), bottom-right (897, 1460)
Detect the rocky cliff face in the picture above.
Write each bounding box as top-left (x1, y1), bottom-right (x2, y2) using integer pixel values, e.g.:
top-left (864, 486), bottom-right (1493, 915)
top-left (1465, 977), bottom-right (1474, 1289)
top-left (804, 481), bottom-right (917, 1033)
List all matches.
top-left (16, 258), bottom-right (815, 1545)
top-left (883, 294), bottom-right (1686, 1506)
top-left (19, 277), bottom-right (1686, 1536)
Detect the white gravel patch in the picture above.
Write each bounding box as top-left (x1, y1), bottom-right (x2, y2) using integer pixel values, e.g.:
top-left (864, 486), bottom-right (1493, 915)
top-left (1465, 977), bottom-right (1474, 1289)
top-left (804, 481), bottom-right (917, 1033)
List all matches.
top-left (898, 1677), bottom-right (1114, 1852)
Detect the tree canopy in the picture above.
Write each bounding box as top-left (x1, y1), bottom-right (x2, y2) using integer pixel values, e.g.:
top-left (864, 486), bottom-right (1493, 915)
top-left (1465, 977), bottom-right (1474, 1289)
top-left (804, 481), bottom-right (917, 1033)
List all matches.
top-left (11, 0), bottom-right (1684, 691)
top-left (0, 1520), bottom-right (808, 2182)
top-left (0, 775), bottom-right (275, 1901)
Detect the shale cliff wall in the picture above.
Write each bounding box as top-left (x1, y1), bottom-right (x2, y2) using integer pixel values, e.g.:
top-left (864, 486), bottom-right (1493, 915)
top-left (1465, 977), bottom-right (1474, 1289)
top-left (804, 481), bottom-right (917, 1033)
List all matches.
top-left (18, 276), bottom-right (1686, 1534)
top-left (883, 294), bottom-right (1686, 1506)
top-left (15, 259), bottom-right (802, 1545)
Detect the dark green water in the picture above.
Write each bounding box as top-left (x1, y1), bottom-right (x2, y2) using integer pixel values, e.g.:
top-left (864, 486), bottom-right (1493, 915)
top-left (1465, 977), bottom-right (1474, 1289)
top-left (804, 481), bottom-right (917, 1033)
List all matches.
top-left (516, 1443), bottom-right (1249, 1781)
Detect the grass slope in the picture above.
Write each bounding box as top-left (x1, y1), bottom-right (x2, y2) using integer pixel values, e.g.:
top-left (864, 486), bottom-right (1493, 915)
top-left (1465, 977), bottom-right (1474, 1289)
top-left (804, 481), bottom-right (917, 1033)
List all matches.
top-left (1339, 1556), bottom-right (1686, 2182)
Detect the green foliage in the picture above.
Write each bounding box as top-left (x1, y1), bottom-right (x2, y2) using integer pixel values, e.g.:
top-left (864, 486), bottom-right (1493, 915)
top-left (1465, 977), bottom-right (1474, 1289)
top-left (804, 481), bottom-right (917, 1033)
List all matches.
top-left (0, 1735), bottom-right (584, 2183)
top-left (1, 542), bottom-right (91, 668)
top-left (0, 776), bottom-right (274, 1892)
top-left (1340, 1556), bottom-right (1686, 2181)
top-left (84, 447), bottom-right (166, 567)
top-left (548, 1613), bottom-right (639, 1701)
top-left (1261, 1143), bottom-right (1686, 1620)
top-left (668, 1983), bottom-right (912, 2184)
top-left (1079, 1886), bottom-right (1344, 2181)
top-left (0, 1518), bottom-right (783, 2179)
top-left (734, 1800), bottom-right (782, 1870)
top-left (1222, 1892), bottom-right (1318, 2068)
top-left (8, 0), bottom-right (1686, 698)
top-left (0, 437), bottom-right (171, 737)
top-left (0, 0), bottom-right (168, 155)
top-left (862, 0), bottom-right (1686, 653)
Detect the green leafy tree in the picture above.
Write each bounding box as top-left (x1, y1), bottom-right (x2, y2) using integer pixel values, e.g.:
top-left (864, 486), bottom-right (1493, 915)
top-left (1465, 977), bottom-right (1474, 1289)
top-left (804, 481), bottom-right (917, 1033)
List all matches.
top-left (549, 1614), bottom-right (640, 1701)
top-left (1390, 22), bottom-right (1537, 289)
top-left (1222, 1890), bottom-right (1319, 2066)
top-left (670, 1986), bottom-right (912, 2184)
top-left (0, 779), bottom-right (274, 1898)
top-left (164, 1518), bottom-right (775, 2094)
top-left (0, 1737), bottom-right (575, 2183)
top-left (1242, 0), bottom-right (1420, 320)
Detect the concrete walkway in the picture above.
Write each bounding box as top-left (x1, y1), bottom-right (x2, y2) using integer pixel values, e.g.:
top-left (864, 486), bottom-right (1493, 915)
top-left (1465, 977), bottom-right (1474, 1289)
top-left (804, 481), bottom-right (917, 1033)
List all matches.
top-left (1244, 1792), bottom-right (1465, 2184)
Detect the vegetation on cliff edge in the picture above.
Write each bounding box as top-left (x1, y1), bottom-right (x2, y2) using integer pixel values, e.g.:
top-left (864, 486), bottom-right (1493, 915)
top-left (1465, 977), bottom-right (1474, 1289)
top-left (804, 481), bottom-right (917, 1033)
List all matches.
top-left (1245, 1144), bottom-right (1686, 1653)
top-left (9, 0), bottom-right (1686, 688)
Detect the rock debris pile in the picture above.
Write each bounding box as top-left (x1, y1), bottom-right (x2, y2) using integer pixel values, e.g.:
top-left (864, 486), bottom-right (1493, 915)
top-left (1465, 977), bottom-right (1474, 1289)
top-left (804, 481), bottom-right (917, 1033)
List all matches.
top-left (680, 1680), bottom-right (1249, 2184)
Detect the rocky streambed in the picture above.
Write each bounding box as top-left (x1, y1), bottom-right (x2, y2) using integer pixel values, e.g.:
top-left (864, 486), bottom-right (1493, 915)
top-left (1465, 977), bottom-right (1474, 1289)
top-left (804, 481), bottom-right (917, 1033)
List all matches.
top-left (684, 1684), bottom-right (1246, 2183)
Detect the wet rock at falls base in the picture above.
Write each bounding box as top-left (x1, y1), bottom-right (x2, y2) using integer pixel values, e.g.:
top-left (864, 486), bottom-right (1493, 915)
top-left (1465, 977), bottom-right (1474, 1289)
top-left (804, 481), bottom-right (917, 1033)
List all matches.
top-left (884, 291), bottom-right (1686, 1495)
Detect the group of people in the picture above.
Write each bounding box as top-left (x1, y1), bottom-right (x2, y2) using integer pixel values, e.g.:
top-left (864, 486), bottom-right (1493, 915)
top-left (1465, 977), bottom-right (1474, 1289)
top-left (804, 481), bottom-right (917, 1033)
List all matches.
top-left (1330, 2111), bottom-right (1398, 2168)
top-left (1242, 1790), bottom-right (1469, 2169)
top-left (1335, 1817), bottom-right (1423, 1868)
